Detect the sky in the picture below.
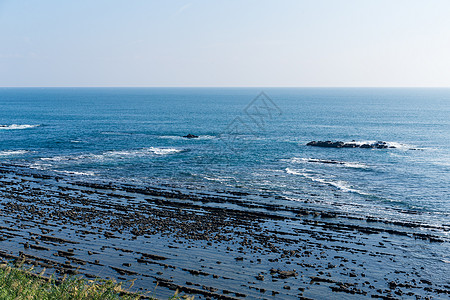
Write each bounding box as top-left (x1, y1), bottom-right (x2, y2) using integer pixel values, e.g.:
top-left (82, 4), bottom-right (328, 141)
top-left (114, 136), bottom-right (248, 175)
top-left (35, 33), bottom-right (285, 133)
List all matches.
top-left (1, 0), bottom-right (450, 87)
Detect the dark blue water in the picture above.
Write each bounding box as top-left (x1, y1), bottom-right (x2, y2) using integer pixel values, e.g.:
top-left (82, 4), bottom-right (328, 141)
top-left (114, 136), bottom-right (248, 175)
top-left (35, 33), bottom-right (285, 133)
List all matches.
top-left (1, 87), bottom-right (449, 228)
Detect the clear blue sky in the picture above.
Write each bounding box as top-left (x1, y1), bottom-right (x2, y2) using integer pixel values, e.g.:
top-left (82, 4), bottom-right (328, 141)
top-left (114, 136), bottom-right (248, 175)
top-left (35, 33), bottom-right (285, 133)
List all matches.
top-left (1, 0), bottom-right (450, 87)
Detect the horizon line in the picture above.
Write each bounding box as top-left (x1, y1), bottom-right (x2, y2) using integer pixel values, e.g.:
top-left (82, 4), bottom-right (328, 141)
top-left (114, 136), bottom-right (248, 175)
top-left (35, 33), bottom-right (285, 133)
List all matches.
top-left (1, 86), bottom-right (450, 89)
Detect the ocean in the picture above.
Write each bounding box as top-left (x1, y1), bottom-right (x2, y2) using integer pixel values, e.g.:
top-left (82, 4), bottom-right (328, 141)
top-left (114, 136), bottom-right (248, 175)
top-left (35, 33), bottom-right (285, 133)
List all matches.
top-left (1, 87), bottom-right (449, 298)
top-left (1, 88), bottom-right (449, 224)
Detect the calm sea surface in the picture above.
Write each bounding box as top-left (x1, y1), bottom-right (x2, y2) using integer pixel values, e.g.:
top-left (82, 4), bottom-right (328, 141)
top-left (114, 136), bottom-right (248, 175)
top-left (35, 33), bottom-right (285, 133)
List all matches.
top-left (1, 87), bottom-right (449, 227)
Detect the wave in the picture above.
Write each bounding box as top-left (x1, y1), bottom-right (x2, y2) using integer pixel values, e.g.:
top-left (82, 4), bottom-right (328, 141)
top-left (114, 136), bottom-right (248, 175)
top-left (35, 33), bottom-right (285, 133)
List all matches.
top-left (351, 140), bottom-right (415, 150)
top-left (433, 161), bottom-right (450, 167)
top-left (107, 147), bottom-right (183, 156)
top-left (100, 131), bottom-right (133, 136)
top-left (29, 162), bottom-right (51, 170)
top-left (40, 147), bottom-right (183, 162)
top-left (288, 157), bottom-right (369, 169)
top-left (285, 167), bottom-right (370, 195)
top-left (55, 170), bottom-right (95, 176)
top-left (0, 150), bottom-right (29, 157)
top-left (160, 135), bottom-right (215, 140)
top-left (0, 124), bottom-right (40, 130)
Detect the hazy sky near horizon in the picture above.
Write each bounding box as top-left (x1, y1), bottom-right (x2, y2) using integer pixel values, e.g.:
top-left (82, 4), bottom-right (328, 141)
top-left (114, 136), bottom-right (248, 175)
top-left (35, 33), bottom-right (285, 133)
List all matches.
top-left (1, 0), bottom-right (450, 87)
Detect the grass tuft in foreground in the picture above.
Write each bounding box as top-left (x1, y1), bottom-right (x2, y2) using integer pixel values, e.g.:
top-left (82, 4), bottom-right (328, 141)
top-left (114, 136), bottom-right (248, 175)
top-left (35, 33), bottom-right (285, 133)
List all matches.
top-left (0, 261), bottom-right (193, 300)
top-left (0, 262), bottom-right (143, 300)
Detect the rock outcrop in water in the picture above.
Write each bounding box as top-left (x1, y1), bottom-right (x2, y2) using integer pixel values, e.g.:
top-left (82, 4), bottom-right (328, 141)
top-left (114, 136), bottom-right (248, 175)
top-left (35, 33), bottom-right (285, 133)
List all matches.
top-left (183, 134), bottom-right (199, 139)
top-left (306, 140), bottom-right (395, 149)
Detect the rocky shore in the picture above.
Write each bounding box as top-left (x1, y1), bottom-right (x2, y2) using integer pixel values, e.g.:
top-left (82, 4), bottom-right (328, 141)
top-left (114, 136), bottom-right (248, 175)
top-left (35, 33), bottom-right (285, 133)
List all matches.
top-left (0, 164), bottom-right (449, 299)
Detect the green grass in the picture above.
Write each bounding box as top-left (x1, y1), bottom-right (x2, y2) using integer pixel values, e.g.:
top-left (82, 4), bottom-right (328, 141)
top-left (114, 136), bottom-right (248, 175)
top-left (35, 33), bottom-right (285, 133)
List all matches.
top-left (0, 262), bottom-right (192, 300)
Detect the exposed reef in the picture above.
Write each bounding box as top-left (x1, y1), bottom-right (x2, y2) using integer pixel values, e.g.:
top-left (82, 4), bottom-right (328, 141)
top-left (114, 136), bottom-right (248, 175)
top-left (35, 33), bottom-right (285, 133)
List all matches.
top-left (307, 140), bottom-right (395, 149)
top-left (0, 164), bottom-right (449, 299)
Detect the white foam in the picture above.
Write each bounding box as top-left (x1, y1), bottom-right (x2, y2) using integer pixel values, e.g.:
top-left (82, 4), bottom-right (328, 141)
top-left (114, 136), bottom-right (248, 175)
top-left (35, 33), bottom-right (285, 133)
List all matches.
top-left (197, 135), bottom-right (215, 140)
top-left (285, 168), bottom-right (370, 195)
top-left (41, 156), bottom-right (75, 162)
top-left (55, 170), bottom-right (95, 176)
top-left (29, 162), bottom-right (52, 170)
top-left (146, 147), bottom-right (183, 155)
top-left (351, 140), bottom-right (414, 150)
top-left (159, 135), bottom-right (184, 140)
top-left (203, 175), bottom-right (236, 183)
top-left (103, 147), bottom-right (183, 157)
top-left (0, 124), bottom-right (40, 130)
top-left (204, 176), bottom-right (222, 182)
top-left (0, 150), bottom-right (29, 157)
top-left (342, 162), bottom-right (369, 169)
top-left (288, 157), bottom-right (369, 169)
top-left (40, 147), bottom-right (183, 162)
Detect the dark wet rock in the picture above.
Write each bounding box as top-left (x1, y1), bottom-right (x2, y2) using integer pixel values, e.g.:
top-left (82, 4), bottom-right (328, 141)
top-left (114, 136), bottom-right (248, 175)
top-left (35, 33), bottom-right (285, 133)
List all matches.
top-left (111, 266), bottom-right (138, 276)
top-left (38, 234), bottom-right (78, 244)
top-left (327, 263), bottom-right (336, 269)
top-left (183, 134), bottom-right (199, 139)
top-left (307, 141), bottom-right (345, 148)
top-left (321, 212), bottom-right (337, 218)
top-left (202, 285), bottom-right (218, 292)
top-left (182, 268), bottom-right (210, 276)
top-left (156, 280), bottom-right (241, 300)
top-left (307, 140), bottom-right (395, 149)
top-left (57, 250), bottom-right (75, 257)
top-left (310, 276), bottom-right (337, 283)
top-left (140, 252), bottom-right (168, 260)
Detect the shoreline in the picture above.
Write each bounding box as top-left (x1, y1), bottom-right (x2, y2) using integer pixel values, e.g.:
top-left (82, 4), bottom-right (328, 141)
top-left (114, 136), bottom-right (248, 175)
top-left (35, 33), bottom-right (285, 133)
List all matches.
top-left (1, 164), bottom-right (449, 299)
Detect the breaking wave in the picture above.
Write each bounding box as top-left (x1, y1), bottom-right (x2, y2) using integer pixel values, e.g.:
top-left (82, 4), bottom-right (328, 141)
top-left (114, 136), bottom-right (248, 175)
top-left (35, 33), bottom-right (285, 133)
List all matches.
top-left (288, 157), bottom-right (369, 169)
top-left (0, 150), bottom-right (29, 157)
top-left (285, 167), bottom-right (370, 195)
top-left (40, 147), bottom-right (184, 162)
top-left (351, 140), bottom-right (416, 150)
top-left (0, 124), bottom-right (40, 130)
top-left (55, 170), bottom-right (96, 176)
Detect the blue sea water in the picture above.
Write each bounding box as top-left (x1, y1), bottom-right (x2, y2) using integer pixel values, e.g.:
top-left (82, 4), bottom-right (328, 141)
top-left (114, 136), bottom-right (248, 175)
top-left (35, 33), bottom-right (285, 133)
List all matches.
top-left (1, 87), bottom-right (449, 229)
